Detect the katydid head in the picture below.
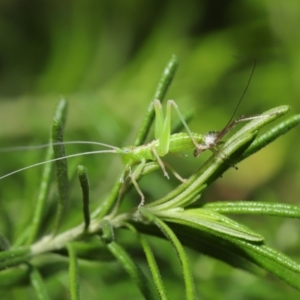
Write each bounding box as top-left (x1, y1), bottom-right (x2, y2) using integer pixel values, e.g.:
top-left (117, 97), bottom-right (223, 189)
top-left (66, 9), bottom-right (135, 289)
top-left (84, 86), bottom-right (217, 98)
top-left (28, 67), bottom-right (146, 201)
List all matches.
top-left (117, 146), bottom-right (136, 166)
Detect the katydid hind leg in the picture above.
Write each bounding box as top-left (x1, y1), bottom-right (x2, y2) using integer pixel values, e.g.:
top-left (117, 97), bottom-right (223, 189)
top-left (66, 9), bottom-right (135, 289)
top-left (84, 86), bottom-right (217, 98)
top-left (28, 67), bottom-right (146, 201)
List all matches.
top-left (163, 161), bottom-right (187, 183)
top-left (167, 100), bottom-right (199, 148)
top-left (153, 100), bottom-right (165, 141)
top-left (153, 99), bottom-right (171, 156)
top-left (152, 99), bottom-right (199, 181)
top-left (153, 99), bottom-right (199, 156)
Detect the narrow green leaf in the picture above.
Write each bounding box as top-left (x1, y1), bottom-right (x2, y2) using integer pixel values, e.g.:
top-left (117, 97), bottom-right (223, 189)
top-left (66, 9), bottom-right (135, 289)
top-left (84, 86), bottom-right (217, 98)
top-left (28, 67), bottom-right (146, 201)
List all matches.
top-left (26, 100), bottom-right (68, 244)
top-left (147, 182), bottom-right (207, 209)
top-left (106, 241), bottom-right (159, 300)
top-left (77, 165), bottom-right (90, 230)
top-left (52, 118), bottom-right (69, 209)
top-left (51, 99), bottom-right (69, 235)
top-left (204, 201), bottom-right (300, 218)
top-left (134, 54), bottom-right (178, 147)
top-left (0, 258), bottom-right (72, 288)
top-left (53, 98), bottom-right (68, 127)
top-left (136, 222), bottom-right (264, 275)
top-left (30, 266), bottom-right (51, 300)
top-left (126, 223), bottom-right (168, 300)
top-left (26, 141), bottom-right (53, 244)
top-left (140, 162), bottom-right (160, 176)
top-left (153, 217), bottom-right (196, 300)
top-left (232, 240), bottom-right (300, 290)
top-left (67, 243), bottom-right (80, 300)
top-left (234, 240), bottom-right (300, 273)
top-left (0, 248), bottom-right (31, 270)
top-left (160, 220), bottom-right (300, 290)
top-left (242, 114), bottom-right (300, 159)
top-left (153, 208), bottom-right (263, 242)
top-left (0, 265), bottom-right (29, 287)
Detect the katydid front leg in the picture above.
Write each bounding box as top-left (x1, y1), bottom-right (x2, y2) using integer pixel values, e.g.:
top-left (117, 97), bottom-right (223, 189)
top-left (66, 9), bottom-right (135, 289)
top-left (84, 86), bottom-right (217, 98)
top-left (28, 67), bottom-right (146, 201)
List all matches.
top-left (127, 159), bottom-right (146, 207)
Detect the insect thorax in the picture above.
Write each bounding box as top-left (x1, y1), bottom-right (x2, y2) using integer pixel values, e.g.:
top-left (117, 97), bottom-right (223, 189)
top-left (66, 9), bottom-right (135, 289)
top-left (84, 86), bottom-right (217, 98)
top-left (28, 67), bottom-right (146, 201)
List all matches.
top-left (119, 144), bottom-right (155, 166)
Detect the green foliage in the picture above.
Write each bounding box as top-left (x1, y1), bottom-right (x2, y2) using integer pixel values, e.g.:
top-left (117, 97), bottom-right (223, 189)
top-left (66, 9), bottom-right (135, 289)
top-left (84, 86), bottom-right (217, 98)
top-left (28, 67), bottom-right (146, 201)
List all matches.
top-left (0, 55), bottom-right (300, 299)
top-left (1, 2), bottom-right (300, 298)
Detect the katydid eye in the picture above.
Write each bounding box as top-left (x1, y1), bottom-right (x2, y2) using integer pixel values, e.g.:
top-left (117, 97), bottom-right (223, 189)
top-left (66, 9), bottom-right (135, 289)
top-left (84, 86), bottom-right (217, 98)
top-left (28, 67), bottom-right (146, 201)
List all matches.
top-left (123, 148), bottom-right (130, 154)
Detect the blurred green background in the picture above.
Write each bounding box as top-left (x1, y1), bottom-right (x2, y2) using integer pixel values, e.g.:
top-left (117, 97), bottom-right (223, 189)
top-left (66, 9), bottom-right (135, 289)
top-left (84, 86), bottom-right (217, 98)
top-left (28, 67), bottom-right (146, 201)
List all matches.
top-left (0, 0), bottom-right (300, 299)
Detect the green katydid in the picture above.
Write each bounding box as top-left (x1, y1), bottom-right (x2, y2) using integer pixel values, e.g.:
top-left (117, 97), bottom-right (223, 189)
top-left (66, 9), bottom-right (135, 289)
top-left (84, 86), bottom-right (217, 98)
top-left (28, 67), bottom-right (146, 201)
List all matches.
top-left (0, 99), bottom-right (205, 206)
top-left (0, 97), bottom-right (276, 207)
top-left (0, 62), bottom-right (278, 207)
top-left (0, 61), bottom-right (278, 205)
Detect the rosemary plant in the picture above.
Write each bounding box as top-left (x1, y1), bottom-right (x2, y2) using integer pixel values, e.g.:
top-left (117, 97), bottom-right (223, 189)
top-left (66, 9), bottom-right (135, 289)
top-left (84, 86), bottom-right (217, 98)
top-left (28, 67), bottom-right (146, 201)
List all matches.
top-left (0, 55), bottom-right (300, 299)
